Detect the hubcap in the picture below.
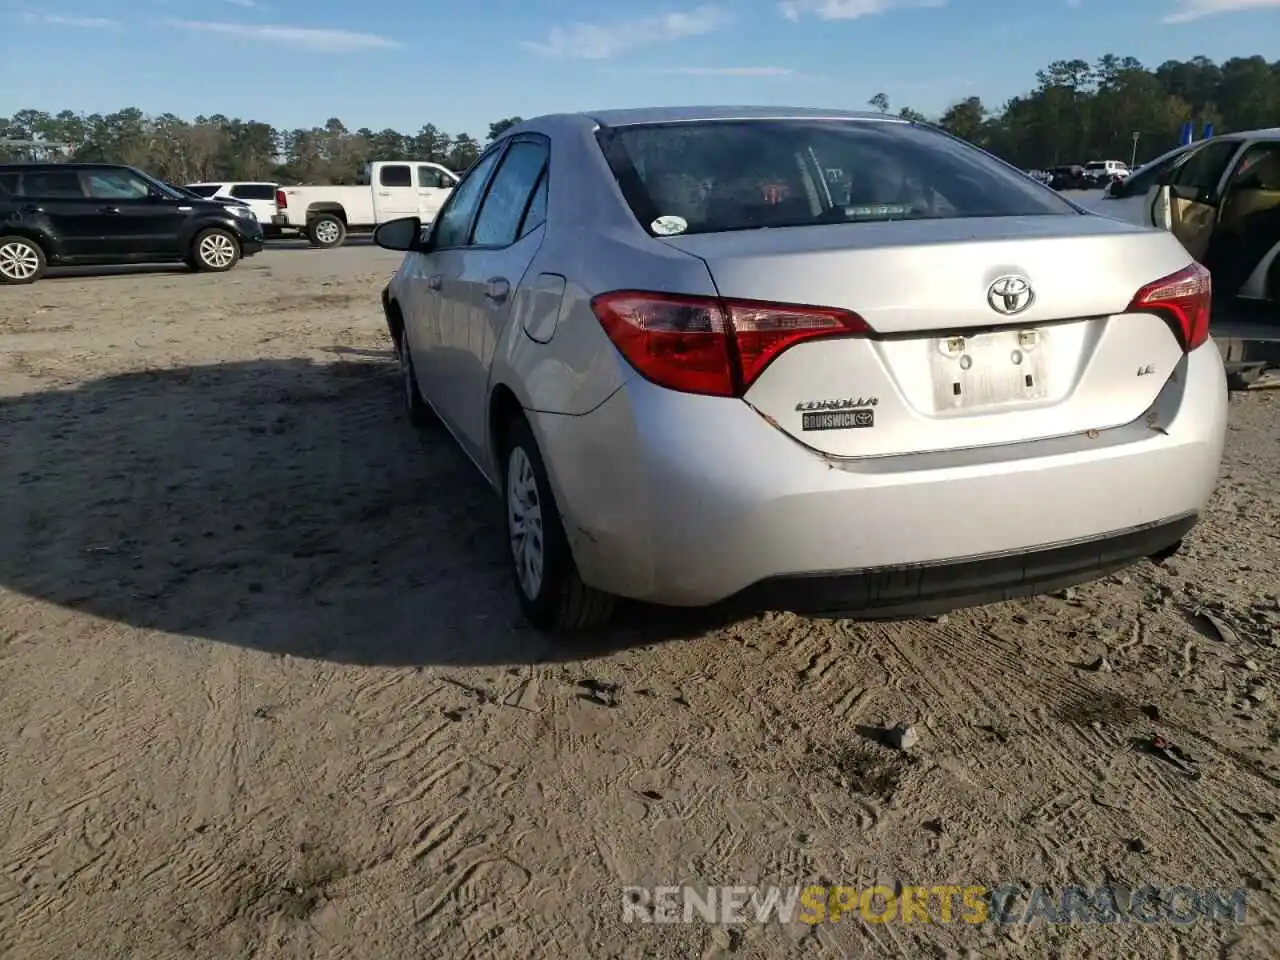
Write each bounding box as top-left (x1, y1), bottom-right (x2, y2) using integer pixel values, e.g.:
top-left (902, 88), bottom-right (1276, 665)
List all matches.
top-left (0, 240), bottom-right (39, 281)
top-left (315, 220), bottom-right (340, 244)
top-left (507, 447), bottom-right (544, 600)
top-left (199, 233), bottom-right (235, 268)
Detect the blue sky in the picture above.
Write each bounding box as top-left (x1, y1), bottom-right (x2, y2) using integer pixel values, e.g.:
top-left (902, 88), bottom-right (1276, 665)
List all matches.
top-left (1, 0), bottom-right (1277, 138)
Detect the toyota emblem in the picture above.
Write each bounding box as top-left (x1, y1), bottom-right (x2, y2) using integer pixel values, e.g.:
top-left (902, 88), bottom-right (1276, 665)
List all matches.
top-left (987, 275), bottom-right (1035, 316)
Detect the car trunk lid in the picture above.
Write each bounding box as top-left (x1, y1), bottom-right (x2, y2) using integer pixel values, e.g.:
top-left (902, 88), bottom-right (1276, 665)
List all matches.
top-left (661, 216), bottom-right (1193, 458)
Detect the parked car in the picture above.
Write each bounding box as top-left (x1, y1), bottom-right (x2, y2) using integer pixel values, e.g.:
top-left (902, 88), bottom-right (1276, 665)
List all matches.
top-left (373, 106), bottom-right (1226, 632)
top-left (277, 161), bottom-right (458, 248)
top-left (1047, 164), bottom-right (1090, 190)
top-left (183, 180), bottom-right (285, 237)
top-left (0, 162), bottom-right (263, 284)
top-left (1093, 129), bottom-right (1280, 306)
top-left (1084, 160), bottom-right (1130, 187)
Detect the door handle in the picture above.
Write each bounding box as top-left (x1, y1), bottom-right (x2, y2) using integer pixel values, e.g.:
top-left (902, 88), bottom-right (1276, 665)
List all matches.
top-left (484, 277), bottom-right (510, 302)
top-left (98, 206), bottom-right (122, 215)
top-left (19, 205), bottom-right (43, 214)
top-left (426, 274), bottom-right (442, 290)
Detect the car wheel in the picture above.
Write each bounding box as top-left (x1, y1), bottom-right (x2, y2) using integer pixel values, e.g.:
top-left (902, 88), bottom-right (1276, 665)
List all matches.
top-left (191, 228), bottom-right (240, 272)
top-left (0, 236), bottom-right (46, 285)
top-left (308, 215), bottom-right (346, 248)
top-left (502, 416), bottom-right (616, 632)
top-left (398, 336), bottom-right (434, 428)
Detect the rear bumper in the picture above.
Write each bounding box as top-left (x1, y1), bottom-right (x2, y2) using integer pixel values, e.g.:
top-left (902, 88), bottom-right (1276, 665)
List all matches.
top-left (532, 342), bottom-right (1228, 610)
top-left (731, 513), bottom-right (1196, 619)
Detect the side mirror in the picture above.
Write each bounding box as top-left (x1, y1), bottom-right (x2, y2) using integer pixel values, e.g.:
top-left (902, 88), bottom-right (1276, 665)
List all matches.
top-left (374, 216), bottom-right (425, 252)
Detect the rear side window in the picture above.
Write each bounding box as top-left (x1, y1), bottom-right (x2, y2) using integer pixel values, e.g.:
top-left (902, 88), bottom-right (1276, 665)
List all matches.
top-left (18, 170), bottom-right (84, 199)
top-left (471, 140), bottom-right (548, 247)
top-left (380, 165), bottom-right (412, 188)
top-left (230, 184), bottom-right (275, 200)
top-left (599, 119), bottom-right (1076, 236)
top-left (184, 184), bottom-right (221, 197)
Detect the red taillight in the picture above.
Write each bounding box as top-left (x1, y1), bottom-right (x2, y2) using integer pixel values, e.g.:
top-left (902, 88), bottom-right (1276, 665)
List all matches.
top-left (275, 189), bottom-right (287, 209)
top-left (1127, 262), bottom-right (1211, 352)
top-left (591, 291), bottom-right (871, 397)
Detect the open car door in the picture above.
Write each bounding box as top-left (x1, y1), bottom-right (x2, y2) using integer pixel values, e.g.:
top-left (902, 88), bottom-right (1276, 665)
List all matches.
top-left (1212, 141), bottom-right (1280, 300)
top-left (1143, 138), bottom-right (1243, 263)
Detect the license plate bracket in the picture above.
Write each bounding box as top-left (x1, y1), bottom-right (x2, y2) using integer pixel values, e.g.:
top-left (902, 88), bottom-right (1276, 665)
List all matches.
top-left (930, 328), bottom-right (1049, 410)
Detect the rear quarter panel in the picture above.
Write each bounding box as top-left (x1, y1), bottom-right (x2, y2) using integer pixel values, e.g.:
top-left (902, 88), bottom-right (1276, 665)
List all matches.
top-left (279, 186), bottom-right (375, 226)
top-left (1, 206), bottom-right (64, 260)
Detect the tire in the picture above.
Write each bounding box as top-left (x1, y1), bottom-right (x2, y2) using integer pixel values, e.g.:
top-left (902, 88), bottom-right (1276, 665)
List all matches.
top-left (0, 235), bottom-right (46, 285)
top-left (398, 336), bottom-right (434, 428)
top-left (307, 214), bottom-right (346, 248)
top-left (191, 228), bottom-right (240, 272)
top-left (501, 416), bottom-right (616, 632)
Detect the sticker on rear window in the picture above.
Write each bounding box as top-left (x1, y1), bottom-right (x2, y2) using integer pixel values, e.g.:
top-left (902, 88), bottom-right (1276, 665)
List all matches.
top-left (651, 215), bottom-right (688, 236)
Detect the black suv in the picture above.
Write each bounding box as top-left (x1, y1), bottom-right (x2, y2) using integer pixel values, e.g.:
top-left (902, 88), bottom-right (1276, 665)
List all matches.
top-left (0, 162), bottom-right (264, 284)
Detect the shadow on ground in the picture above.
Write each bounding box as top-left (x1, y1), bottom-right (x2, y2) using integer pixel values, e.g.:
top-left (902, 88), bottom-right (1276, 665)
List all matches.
top-left (0, 357), bottom-right (718, 666)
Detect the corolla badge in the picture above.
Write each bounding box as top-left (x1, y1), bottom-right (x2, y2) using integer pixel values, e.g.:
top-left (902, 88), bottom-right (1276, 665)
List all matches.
top-left (987, 275), bottom-right (1035, 316)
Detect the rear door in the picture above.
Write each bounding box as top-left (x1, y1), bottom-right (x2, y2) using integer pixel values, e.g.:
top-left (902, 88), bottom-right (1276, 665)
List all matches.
top-left (372, 163), bottom-right (419, 223)
top-left (16, 168), bottom-right (98, 257)
top-left (1212, 139), bottom-right (1280, 296)
top-left (434, 136), bottom-right (549, 463)
top-left (1150, 138), bottom-right (1243, 262)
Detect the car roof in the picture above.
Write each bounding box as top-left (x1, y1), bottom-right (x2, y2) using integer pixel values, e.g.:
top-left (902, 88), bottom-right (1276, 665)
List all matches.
top-left (0, 161), bottom-right (129, 170)
top-left (586, 105), bottom-right (900, 126)
top-left (507, 105), bottom-right (905, 138)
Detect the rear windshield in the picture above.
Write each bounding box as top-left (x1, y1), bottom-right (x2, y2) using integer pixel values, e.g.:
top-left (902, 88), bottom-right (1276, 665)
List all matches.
top-left (597, 119), bottom-right (1077, 237)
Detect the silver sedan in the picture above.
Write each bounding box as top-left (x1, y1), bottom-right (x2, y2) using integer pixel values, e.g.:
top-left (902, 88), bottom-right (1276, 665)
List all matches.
top-left (376, 106), bottom-right (1227, 632)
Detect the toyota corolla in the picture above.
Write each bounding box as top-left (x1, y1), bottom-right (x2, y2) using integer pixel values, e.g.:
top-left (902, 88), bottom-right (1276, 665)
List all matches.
top-left (375, 106), bottom-right (1227, 631)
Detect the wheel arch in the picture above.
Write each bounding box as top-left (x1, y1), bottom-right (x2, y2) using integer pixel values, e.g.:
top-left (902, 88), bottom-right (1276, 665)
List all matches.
top-left (383, 289), bottom-right (405, 349)
top-left (182, 217), bottom-right (242, 249)
top-left (306, 203), bottom-right (348, 223)
top-left (488, 382), bottom-right (525, 472)
top-left (0, 225), bottom-right (55, 258)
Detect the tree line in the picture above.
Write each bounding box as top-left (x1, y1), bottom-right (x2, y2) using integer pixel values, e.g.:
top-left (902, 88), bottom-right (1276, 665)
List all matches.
top-left (874, 53), bottom-right (1278, 168)
top-left (1, 53), bottom-right (1277, 184)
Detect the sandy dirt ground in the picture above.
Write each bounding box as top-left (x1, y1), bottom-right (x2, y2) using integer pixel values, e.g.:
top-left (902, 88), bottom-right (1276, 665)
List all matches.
top-left (1, 242), bottom-right (1278, 959)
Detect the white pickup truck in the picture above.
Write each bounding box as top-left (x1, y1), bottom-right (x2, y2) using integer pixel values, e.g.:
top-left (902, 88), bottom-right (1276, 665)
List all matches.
top-left (277, 160), bottom-right (459, 248)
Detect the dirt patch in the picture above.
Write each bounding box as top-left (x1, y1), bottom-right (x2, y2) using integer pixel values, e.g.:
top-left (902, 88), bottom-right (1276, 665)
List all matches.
top-left (1, 248), bottom-right (1278, 958)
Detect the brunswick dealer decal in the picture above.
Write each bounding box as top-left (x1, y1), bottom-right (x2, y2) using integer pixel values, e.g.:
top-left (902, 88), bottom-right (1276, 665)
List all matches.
top-left (796, 396), bottom-right (877, 432)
